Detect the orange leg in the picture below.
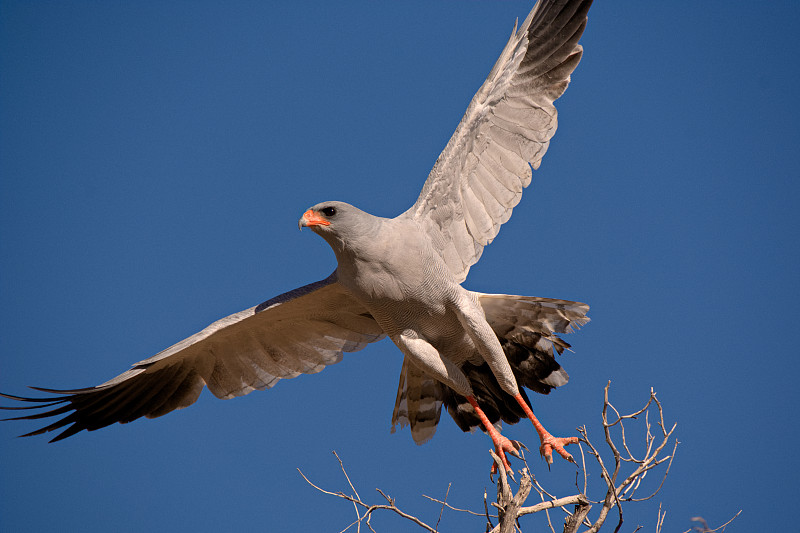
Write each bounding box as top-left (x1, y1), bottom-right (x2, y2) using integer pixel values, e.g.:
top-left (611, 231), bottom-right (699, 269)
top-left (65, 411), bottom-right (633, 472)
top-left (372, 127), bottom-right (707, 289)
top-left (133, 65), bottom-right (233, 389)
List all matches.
top-left (514, 393), bottom-right (578, 465)
top-left (467, 396), bottom-right (522, 477)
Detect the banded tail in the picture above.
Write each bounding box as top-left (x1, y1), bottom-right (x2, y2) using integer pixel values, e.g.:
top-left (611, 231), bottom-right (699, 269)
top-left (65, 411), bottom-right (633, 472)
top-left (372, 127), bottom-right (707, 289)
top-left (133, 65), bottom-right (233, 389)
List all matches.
top-left (391, 293), bottom-right (589, 441)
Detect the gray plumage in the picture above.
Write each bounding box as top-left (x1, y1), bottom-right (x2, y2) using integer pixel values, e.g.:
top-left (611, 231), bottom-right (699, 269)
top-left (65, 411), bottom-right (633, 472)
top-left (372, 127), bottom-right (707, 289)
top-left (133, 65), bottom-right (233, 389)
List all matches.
top-left (392, 294), bottom-right (588, 444)
top-left (1, 0), bottom-right (592, 445)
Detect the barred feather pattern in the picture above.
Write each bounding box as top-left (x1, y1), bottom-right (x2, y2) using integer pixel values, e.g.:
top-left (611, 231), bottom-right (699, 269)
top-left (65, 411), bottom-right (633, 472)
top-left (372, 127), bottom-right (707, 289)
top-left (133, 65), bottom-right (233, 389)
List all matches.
top-left (2, 0), bottom-right (594, 445)
top-left (391, 293), bottom-right (588, 440)
top-left (390, 358), bottom-right (444, 444)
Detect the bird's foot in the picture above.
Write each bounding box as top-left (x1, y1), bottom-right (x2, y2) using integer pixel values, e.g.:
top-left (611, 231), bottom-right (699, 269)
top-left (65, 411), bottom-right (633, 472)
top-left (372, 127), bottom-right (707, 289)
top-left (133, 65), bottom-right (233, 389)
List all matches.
top-left (489, 434), bottom-right (525, 481)
top-left (538, 432), bottom-right (578, 466)
top-left (513, 393), bottom-right (578, 467)
top-left (466, 395), bottom-right (528, 481)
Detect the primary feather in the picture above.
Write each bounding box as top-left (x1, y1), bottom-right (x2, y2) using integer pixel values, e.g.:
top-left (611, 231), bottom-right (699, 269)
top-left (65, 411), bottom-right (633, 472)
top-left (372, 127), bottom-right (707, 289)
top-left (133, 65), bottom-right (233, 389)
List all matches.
top-left (2, 0), bottom-right (593, 447)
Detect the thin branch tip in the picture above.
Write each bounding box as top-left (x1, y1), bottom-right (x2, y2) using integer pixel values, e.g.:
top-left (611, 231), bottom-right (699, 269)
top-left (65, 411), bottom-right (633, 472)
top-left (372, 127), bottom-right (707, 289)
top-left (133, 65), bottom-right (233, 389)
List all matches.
top-left (301, 384), bottom-right (691, 533)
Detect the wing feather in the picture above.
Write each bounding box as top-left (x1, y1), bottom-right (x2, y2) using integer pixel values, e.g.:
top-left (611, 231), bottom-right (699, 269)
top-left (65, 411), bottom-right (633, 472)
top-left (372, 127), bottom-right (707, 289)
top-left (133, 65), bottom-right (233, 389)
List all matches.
top-left (390, 357), bottom-right (444, 445)
top-left (467, 168), bottom-right (509, 227)
top-left (0, 272), bottom-right (385, 441)
top-left (473, 159), bottom-right (518, 209)
top-left (402, 0), bottom-right (592, 282)
top-left (478, 293), bottom-right (590, 336)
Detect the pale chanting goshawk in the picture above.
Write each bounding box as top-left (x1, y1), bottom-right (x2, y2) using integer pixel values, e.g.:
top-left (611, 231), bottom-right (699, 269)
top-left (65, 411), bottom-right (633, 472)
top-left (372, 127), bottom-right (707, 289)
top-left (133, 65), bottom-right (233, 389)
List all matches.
top-left (2, 0), bottom-right (593, 475)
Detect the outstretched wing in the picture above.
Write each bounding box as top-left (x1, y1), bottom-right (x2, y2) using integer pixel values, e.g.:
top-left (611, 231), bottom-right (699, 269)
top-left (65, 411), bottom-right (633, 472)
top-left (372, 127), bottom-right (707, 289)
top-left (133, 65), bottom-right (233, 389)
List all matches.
top-left (402, 0), bottom-right (592, 282)
top-left (0, 272), bottom-right (384, 442)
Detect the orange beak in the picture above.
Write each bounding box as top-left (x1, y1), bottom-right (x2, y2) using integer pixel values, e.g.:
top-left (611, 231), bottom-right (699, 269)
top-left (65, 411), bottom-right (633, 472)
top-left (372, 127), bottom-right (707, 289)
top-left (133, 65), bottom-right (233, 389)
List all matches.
top-left (299, 209), bottom-right (331, 228)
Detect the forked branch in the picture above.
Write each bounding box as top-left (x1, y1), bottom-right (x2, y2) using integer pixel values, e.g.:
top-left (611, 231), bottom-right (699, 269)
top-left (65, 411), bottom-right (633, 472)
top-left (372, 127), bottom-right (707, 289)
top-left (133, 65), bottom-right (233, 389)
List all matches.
top-left (298, 383), bottom-right (733, 532)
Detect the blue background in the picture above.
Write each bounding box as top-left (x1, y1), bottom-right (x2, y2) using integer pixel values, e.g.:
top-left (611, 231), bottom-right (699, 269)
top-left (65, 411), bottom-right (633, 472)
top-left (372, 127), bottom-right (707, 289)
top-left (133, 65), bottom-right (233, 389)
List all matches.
top-left (2, 1), bottom-right (797, 531)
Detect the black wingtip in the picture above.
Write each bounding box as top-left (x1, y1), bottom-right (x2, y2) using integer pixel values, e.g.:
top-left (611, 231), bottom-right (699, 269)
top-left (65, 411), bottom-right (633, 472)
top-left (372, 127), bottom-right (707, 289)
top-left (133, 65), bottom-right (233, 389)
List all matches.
top-left (29, 385), bottom-right (98, 395)
top-left (1, 388), bottom-right (83, 441)
top-left (0, 389), bottom-right (65, 403)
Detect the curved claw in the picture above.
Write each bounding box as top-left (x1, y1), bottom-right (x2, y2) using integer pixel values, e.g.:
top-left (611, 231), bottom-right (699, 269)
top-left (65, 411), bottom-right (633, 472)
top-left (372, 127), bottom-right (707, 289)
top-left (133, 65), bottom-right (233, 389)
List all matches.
top-left (467, 395), bottom-right (527, 482)
top-left (500, 435), bottom-right (524, 459)
top-left (488, 434), bottom-right (524, 482)
top-left (489, 457), bottom-right (516, 483)
top-left (511, 393), bottom-right (579, 467)
top-left (540, 435), bottom-right (579, 466)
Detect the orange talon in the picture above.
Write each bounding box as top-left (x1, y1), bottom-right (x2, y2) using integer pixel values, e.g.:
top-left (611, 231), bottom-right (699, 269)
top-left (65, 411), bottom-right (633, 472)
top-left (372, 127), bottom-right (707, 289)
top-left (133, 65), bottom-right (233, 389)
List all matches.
top-left (514, 393), bottom-right (578, 466)
top-left (490, 434), bottom-right (522, 481)
top-left (540, 434), bottom-right (579, 465)
top-left (467, 396), bottom-right (520, 480)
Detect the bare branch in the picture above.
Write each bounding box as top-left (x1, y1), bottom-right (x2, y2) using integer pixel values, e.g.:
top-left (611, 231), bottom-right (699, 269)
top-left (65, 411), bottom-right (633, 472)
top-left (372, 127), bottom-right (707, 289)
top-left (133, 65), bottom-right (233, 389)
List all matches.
top-left (333, 450), bottom-right (364, 526)
top-left (682, 510), bottom-right (742, 533)
top-left (578, 440), bottom-right (589, 496)
top-left (299, 460), bottom-right (439, 533)
top-left (298, 383), bottom-right (700, 533)
top-left (421, 493), bottom-right (488, 518)
top-left (499, 471), bottom-right (532, 533)
top-left (571, 382), bottom-right (681, 533)
top-left (297, 467), bottom-right (345, 499)
top-left (490, 449), bottom-right (514, 505)
top-left (563, 499), bottom-right (593, 533)
top-left (655, 503), bottom-right (666, 533)
top-left (435, 483), bottom-right (450, 531)
top-left (519, 494), bottom-right (589, 517)
top-left (334, 450), bottom-right (362, 502)
top-left (484, 487), bottom-right (495, 531)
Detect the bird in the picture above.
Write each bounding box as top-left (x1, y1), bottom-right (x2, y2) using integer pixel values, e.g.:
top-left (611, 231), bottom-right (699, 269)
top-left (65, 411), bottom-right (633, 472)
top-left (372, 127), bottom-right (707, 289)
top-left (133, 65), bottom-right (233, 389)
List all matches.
top-left (1, 0), bottom-right (593, 476)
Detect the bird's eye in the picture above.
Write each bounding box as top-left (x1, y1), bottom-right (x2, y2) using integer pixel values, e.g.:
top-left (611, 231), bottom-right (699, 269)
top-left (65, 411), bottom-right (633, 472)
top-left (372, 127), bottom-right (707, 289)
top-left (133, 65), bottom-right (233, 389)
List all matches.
top-left (320, 206), bottom-right (337, 217)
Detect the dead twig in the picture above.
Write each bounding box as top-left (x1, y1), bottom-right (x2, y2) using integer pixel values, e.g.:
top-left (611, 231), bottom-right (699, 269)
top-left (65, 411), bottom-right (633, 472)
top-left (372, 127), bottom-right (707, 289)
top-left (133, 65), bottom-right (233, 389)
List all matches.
top-left (682, 511), bottom-right (742, 533)
top-left (434, 483), bottom-right (450, 531)
top-left (298, 455), bottom-right (438, 533)
top-left (421, 493), bottom-right (490, 518)
top-left (577, 382), bottom-right (678, 533)
top-left (299, 384), bottom-right (704, 532)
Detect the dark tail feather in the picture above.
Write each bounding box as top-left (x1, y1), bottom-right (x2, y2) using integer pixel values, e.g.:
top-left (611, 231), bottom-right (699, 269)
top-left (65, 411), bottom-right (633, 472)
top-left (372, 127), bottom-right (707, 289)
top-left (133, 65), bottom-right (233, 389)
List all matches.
top-left (443, 293), bottom-right (588, 433)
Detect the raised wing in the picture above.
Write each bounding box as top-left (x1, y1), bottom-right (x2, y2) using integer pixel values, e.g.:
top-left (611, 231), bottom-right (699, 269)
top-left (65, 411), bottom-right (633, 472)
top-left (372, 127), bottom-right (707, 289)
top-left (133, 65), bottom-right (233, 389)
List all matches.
top-left (402, 0), bottom-right (592, 282)
top-left (0, 272), bottom-right (384, 441)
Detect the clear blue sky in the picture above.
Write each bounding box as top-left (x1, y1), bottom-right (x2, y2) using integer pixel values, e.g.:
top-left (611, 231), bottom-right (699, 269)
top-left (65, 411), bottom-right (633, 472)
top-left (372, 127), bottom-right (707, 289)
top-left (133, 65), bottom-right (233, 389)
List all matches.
top-left (1, 2), bottom-right (797, 531)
